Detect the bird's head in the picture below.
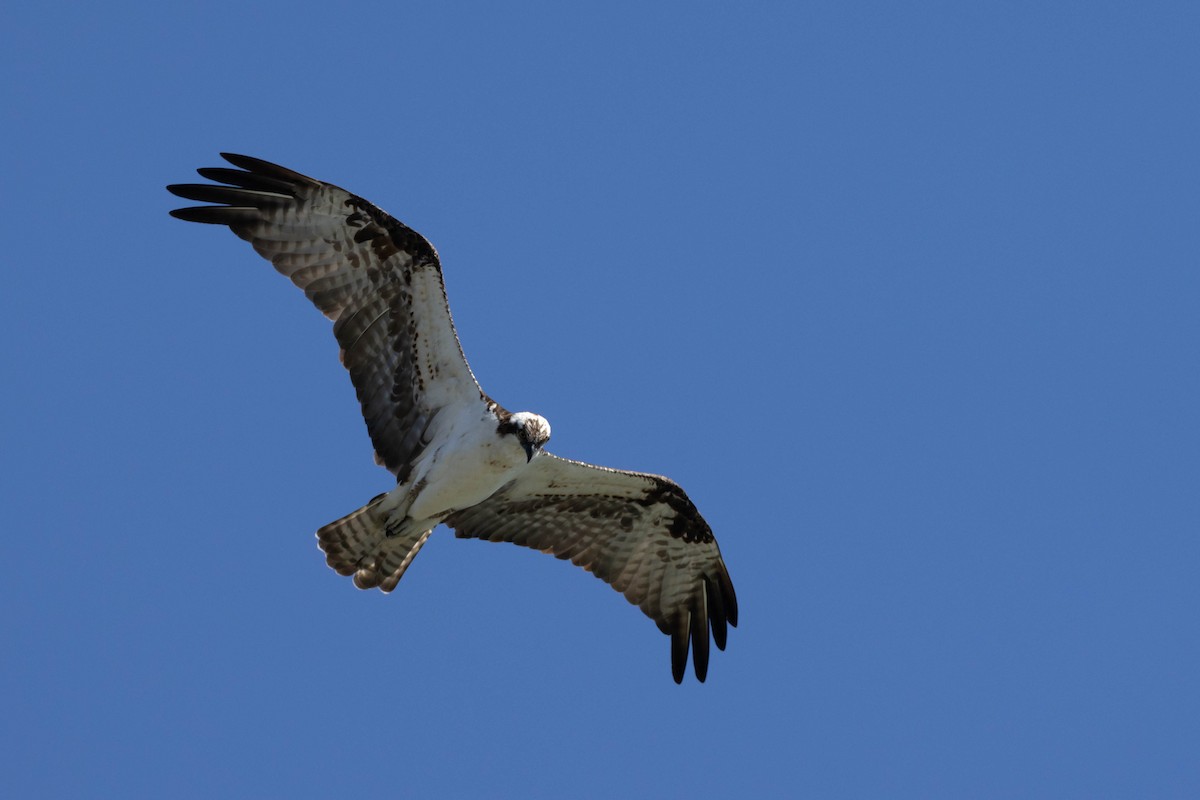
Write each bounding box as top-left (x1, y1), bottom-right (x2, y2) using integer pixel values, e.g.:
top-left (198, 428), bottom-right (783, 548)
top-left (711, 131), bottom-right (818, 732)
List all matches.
top-left (505, 411), bottom-right (552, 462)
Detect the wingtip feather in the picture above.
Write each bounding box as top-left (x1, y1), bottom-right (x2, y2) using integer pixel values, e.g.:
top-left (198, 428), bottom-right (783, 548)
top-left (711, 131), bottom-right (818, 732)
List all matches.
top-left (705, 575), bottom-right (728, 652)
top-left (720, 566), bottom-right (739, 628)
top-left (691, 597), bottom-right (709, 682)
top-left (671, 612), bottom-right (690, 684)
top-left (168, 206), bottom-right (262, 225)
top-left (219, 152), bottom-right (320, 185)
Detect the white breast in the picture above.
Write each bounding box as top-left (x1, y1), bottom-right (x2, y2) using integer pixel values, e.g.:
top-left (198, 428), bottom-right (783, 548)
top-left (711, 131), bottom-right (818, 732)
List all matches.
top-left (404, 405), bottom-right (528, 521)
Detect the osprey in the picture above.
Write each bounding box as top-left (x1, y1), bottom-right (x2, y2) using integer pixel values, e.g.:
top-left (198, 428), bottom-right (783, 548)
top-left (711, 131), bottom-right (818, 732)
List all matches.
top-left (168, 154), bottom-right (737, 682)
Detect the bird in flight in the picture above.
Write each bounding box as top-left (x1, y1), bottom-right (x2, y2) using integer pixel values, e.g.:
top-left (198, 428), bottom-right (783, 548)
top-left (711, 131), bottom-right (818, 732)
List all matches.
top-left (167, 154), bottom-right (737, 682)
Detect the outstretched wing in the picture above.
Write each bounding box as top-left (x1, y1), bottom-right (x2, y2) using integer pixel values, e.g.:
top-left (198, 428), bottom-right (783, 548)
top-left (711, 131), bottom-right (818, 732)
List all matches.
top-left (168, 154), bottom-right (486, 479)
top-left (445, 453), bottom-right (738, 683)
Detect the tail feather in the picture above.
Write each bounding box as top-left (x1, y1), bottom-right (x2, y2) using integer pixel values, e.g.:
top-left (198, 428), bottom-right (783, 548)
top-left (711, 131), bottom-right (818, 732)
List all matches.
top-left (375, 528), bottom-right (433, 592)
top-left (316, 495), bottom-right (431, 593)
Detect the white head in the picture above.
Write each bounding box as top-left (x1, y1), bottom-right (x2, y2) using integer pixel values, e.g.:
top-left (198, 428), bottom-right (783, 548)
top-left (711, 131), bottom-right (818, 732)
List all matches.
top-left (504, 411), bottom-right (552, 461)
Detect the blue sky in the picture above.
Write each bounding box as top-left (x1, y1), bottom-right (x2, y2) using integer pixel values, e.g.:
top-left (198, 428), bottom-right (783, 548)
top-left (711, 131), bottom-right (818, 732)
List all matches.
top-left (3, 2), bottom-right (1198, 797)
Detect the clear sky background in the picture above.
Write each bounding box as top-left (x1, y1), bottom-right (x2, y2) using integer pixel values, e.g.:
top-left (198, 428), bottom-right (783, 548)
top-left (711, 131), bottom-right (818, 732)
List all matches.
top-left (3, 2), bottom-right (1198, 797)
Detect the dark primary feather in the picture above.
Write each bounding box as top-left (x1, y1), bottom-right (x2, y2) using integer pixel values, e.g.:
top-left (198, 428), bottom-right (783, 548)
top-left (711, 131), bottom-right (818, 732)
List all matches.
top-left (219, 152), bottom-right (322, 186)
top-left (195, 166), bottom-right (300, 195)
top-left (167, 183), bottom-right (293, 207)
top-left (167, 153), bottom-right (485, 479)
top-left (168, 205), bottom-right (262, 225)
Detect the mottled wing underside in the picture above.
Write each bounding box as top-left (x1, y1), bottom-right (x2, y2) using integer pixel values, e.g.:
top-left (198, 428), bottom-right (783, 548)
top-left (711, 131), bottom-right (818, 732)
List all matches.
top-left (445, 453), bottom-right (738, 683)
top-left (167, 154), bottom-right (484, 479)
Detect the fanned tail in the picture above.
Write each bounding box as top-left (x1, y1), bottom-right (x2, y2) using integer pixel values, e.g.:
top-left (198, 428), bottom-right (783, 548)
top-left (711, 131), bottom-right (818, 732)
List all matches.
top-left (316, 495), bottom-right (432, 593)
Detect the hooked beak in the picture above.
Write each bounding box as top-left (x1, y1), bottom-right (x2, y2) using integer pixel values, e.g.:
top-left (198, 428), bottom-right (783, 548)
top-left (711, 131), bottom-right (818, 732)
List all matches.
top-left (522, 441), bottom-right (536, 462)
